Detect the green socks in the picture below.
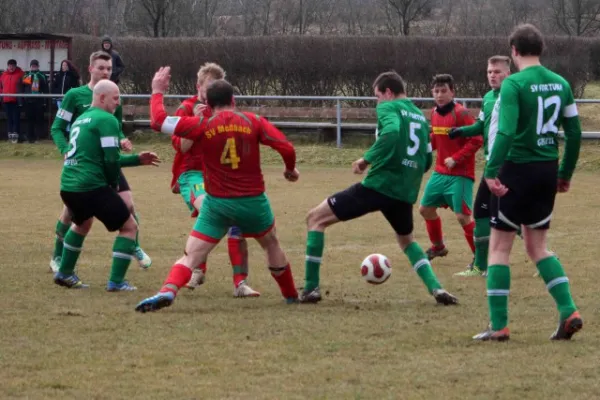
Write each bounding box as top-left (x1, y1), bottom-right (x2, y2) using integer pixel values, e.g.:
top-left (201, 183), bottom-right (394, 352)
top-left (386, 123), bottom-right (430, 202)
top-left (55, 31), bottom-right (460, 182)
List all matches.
top-left (487, 264), bottom-right (511, 331)
top-left (53, 220), bottom-right (70, 259)
top-left (133, 212), bottom-right (140, 248)
top-left (59, 229), bottom-right (86, 275)
top-left (536, 256), bottom-right (577, 320)
top-left (404, 242), bottom-right (442, 294)
top-left (109, 236), bottom-right (136, 284)
top-left (474, 218), bottom-right (490, 272)
top-left (304, 231), bottom-right (324, 291)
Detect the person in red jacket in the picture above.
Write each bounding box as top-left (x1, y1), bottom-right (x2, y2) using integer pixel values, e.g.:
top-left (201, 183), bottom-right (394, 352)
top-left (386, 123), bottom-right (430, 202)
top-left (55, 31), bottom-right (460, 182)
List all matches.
top-left (0, 59), bottom-right (24, 142)
top-left (419, 74), bottom-right (483, 266)
top-left (173, 62), bottom-right (259, 298)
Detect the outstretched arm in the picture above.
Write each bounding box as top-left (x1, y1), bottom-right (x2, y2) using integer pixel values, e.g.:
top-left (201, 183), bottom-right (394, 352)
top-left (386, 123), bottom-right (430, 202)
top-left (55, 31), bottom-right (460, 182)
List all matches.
top-left (258, 117), bottom-right (296, 171)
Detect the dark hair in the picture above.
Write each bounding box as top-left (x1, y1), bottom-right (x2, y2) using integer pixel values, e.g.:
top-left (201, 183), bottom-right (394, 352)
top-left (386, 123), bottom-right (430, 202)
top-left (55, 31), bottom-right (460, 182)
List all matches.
top-left (206, 79), bottom-right (234, 108)
top-left (61, 59), bottom-right (81, 80)
top-left (372, 71), bottom-right (406, 95)
top-left (431, 74), bottom-right (454, 91)
top-left (7, 59), bottom-right (16, 66)
top-left (509, 24), bottom-right (544, 56)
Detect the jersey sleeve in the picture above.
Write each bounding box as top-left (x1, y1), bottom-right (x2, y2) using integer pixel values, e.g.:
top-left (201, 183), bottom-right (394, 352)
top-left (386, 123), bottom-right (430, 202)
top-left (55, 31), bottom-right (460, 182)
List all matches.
top-left (364, 102), bottom-right (400, 164)
top-left (150, 93), bottom-right (207, 141)
top-left (114, 105), bottom-right (126, 140)
top-left (485, 79), bottom-right (519, 179)
top-left (559, 87), bottom-right (582, 181)
top-left (258, 116), bottom-right (296, 171)
top-left (425, 122), bottom-right (433, 172)
top-left (99, 116), bottom-right (122, 188)
top-left (461, 109), bottom-right (484, 137)
top-left (51, 90), bottom-right (76, 154)
top-left (119, 154), bottom-right (141, 167)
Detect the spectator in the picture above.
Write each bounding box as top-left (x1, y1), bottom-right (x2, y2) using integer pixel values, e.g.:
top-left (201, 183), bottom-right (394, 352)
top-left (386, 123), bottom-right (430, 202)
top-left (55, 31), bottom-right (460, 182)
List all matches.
top-left (101, 36), bottom-right (125, 84)
top-left (53, 59), bottom-right (81, 109)
top-left (0, 59), bottom-right (24, 143)
top-left (21, 59), bottom-right (49, 143)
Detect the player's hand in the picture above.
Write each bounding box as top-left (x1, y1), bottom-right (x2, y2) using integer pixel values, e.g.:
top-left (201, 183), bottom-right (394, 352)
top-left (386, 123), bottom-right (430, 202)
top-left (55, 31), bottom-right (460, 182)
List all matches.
top-left (557, 178), bottom-right (570, 193)
top-left (352, 158), bottom-right (368, 174)
top-left (120, 138), bottom-right (133, 152)
top-left (284, 168), bottom-right (299, 182)
top-left (444, 157), bottom-right (456, 169)
top-left (193, 104), bottom-right (208, 117)
top-left (448, 128), bottom-right (462, 139)
top-left (152, 66), bottom-right (171, 94)
top-left (139, 151), bottom-right (161, 167)
top-left (485, 177), bottom-right (508, 197)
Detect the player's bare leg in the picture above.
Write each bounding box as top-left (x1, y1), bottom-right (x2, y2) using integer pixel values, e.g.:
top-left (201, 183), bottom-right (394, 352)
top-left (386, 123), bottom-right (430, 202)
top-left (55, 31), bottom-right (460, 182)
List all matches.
top-left (119, 190), bottom-right (152, 269)
top-left (185, 193), bottom-right (208, 289)
top-left (53, 217), bottom-right (93, 289)
top-left (254, 227), bottom-right (297, 302)
top-left (136, 236), bottom-right (219, 313)
top-left (50, 205), bottom-right (72, 273)
top-left (456, 212), bottom-right (477, 272)
top-left (419, 205), bottom-right (448, 260)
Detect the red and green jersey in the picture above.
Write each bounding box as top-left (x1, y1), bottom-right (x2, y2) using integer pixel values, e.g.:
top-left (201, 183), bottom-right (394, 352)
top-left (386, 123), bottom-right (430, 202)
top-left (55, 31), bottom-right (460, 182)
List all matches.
top-left (485, 65), bottom-right (582, 180)
top-left (151, 93), bottom-right (296, 198)
top-left (430, 102), bottom-right (481, 180)
top-left (362, 99), bottom-right (432, 204)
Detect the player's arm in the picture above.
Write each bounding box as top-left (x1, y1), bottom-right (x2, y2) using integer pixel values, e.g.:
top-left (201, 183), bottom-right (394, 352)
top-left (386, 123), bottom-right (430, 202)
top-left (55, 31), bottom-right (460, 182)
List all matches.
top-left (363, 102), bottom-right (399, 165)
top-left (150, 93), bottom-right (207, 141)
top-left (174, 102), bottom-right (195, 153)
top-left (559, 89), bottom-right (582, 181)
top-left (119, 154), bottom-right (141, 167)
top-left (450, 112), bottom-right (483, 164)
top-left (425, 122), bottom-right (433, 172)
top-left (50, 90), bottom-right (75, 154)
top-left (459, 109), bottom-right (485, 137)
top-left (258, 117), bottom-right (296, 171)
top-left (485, 80), bottom-right (519, 179)
top-left (99, 116), bottom-right (123, 188)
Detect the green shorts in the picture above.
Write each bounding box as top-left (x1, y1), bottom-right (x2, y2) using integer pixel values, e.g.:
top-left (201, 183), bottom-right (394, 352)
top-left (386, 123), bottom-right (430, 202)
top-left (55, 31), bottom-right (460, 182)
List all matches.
top-left (420, 171), bottom-right (474, 215)
top-left (178, 171), bottom-right (206, 214)
top-left (192, 193), bottom-right (275, 242)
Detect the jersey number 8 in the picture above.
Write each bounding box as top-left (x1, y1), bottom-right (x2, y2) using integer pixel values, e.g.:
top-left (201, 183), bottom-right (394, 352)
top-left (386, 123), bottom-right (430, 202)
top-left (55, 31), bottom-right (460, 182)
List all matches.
top-left (65, 127), bottom-right (81, 159)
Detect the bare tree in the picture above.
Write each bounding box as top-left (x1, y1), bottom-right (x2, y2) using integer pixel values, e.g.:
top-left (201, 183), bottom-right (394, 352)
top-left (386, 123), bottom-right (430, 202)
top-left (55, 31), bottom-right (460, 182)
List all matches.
top-left (384, 0), bottom-right (435, 35)
top-left (552, 0), bottom-right (600, 36)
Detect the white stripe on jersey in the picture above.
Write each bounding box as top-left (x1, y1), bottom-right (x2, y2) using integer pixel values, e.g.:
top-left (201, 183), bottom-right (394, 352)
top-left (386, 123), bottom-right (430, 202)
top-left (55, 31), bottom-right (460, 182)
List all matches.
top-left (56, 108), bottom-right (73, 122)
top-left (478, 110), bottom-right (484, 122)
top-left (563, 103), bottom-right (578, 118)
top-left (427, 142), bottom-right (432, 153)
top-left (101, 136), bottom-right (119, 148)
top-left (161, 116), bottom-right (181, 135)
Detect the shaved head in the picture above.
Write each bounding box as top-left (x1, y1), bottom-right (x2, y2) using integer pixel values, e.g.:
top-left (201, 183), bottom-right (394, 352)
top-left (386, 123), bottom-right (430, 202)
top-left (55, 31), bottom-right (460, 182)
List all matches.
top-left (92, 79), bottom-right (121, 114)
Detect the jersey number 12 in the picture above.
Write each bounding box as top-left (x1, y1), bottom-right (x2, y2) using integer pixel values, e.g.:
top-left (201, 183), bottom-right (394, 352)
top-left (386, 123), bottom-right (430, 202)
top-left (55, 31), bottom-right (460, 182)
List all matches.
top-left (220, 137), bottom-right (241, 169)
top-left (536, 95), bottom-right (561, 135)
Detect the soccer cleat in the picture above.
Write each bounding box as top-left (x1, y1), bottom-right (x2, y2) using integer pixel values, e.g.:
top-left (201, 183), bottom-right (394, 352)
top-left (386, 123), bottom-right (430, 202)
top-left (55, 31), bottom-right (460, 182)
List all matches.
top-left (233, 281), bottom-right (261, 297)
top-left (185, 268), bottom-right (206, 289)
top-left (54, 271), bottom-right (89, 289)
top-left (135, 291), bottom-right (175, 313)
top-left (426, 246), bottom-right (449, 261)
top-left (106, 280), bottom-right (137, 292)
top-left (550, 311), bottom-right (583, 340)
top-left (432, 289), bottom-right (458, 305)
top-left (49, 256), bottom-right (61, 273)
top-left (299, 286), bottom-right (322, 303)
top-left (454, 261), bottom-right (484, 277)
top-left (135, 247), bottom-right (152, 269)
top-left (473, 324), bottom-right (510, 341)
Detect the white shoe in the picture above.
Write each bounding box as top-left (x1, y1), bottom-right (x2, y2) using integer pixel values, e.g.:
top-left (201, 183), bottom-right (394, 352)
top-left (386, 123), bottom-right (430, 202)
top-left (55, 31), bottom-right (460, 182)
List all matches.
top-left (135, 247), bottom-right (152, 269)
top-left (233, 281), bottom-right (260, 298)
top-left (49, 257), bottom-right (61, 273)
top-left (185, 268), bottom-right (206, 290)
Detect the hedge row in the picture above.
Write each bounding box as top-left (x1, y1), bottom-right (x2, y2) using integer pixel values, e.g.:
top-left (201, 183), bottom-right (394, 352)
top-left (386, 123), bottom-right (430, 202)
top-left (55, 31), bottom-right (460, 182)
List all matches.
top-left (71, 35), bottom-right (596, 103)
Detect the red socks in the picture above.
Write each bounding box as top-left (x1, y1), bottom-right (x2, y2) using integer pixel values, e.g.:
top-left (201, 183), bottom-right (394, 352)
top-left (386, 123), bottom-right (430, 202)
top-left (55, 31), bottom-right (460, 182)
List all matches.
top-left (271, 264), bottom-right (298, 299)
top-left (425, 217), bottom-right (444, 249)
top-left (228, 237), bottom-right (247, 287)
top-left (160, 263), bottom-right (193, 294)
top-left (462, 221), bottom-right (476, 253)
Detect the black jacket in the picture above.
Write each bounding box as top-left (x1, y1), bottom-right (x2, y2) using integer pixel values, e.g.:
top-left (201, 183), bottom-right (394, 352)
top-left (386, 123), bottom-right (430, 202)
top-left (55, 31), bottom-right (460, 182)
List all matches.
top-left (101, 36), bottom-right (125, 84)
top-left (52, 71), bottom-right (80, 95)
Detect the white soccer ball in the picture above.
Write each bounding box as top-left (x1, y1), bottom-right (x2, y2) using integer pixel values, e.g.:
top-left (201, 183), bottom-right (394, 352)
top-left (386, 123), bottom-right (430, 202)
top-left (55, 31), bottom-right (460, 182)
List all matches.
top-left (361, 253), bottom-right (392, 284)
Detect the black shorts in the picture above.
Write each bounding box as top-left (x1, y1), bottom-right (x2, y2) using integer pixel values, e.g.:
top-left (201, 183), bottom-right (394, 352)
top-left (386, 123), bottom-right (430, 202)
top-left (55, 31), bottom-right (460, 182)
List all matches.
top-left (327, 183), bottom-right (413, 236)
top-left (61, 186), bottom-right (131, 232)
top-left (117, 171), bottom-right (130, 193)
top-left (474, 176), bottom-right (493, 220)
top-left (490, 161), bottom-right (558, 232)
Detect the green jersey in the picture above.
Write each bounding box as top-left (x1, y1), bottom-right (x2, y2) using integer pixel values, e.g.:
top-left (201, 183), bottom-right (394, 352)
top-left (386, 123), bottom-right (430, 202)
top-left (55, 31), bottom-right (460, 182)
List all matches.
top-left (61, 107), bottom-right (139, 192)
top-left (461, 89), bottom-right (500, 159)
top-left (363, 99), bottom-right (432, 204)
top-left (52, 85), bottom-right (125, 155)
top-left (485, 65), bottom-right (582, 180)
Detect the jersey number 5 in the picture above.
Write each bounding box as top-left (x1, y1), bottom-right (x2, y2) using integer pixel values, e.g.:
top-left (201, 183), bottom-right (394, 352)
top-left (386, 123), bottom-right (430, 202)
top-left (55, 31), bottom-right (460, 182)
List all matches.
top-left (407, 122), bottom-right (421, 156)
top-left (65, 127), bottom-right (81, 159)
top-left (536, 95), bottom-right (561, 135)
top-left (220, 137), bottom-right (241, 169)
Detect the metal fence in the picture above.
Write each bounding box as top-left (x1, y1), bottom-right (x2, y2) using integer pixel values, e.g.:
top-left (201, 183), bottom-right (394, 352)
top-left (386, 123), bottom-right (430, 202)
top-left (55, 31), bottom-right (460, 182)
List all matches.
top-left (2, 93), bottom-right (600, 148)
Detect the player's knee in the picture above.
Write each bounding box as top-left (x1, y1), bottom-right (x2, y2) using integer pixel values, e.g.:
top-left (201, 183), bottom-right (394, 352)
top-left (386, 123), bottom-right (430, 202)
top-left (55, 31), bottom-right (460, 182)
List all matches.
top-left (456, 213), bottom-right (472, 226)
top-left (395, 234), bottom-right (413, 251)
top-left (306, 206), bottom-right (321, 228)
top-left (419, 206), bottom-right (435, 219)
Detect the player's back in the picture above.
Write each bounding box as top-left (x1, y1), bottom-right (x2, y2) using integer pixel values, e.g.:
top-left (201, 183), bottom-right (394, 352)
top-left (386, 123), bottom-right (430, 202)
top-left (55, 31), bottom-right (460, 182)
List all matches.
top-left (502, 65), bottom-right (575, 162)
top-left (200, 110), bottom-right (266, 198)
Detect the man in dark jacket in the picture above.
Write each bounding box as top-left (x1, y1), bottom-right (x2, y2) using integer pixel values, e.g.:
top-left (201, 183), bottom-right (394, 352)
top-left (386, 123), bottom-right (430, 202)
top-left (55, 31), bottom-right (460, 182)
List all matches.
top-left (101, 36), bottom-right (125, 84)
top-left (21, 59), bottom-right (49, 143)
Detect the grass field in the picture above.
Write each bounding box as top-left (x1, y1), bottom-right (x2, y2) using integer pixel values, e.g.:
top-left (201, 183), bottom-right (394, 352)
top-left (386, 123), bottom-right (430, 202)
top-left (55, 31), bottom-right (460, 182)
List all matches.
top-left (2, 140), bottom-right (600, 400)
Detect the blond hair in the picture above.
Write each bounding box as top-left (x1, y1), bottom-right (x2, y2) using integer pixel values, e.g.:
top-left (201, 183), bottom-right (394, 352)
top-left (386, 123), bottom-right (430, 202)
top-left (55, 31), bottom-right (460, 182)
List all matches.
top-left (488, 55), bottom-right (511, 68)
top-left (197, 62), bottom-right (226, 86)
top-left (89, 51), bottom-right (112, 66)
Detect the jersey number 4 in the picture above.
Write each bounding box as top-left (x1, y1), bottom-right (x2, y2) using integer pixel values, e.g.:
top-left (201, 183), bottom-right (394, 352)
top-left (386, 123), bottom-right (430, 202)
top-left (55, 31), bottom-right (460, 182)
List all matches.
top-left (220, 137), bottom-right (241, 169)
top-left (65, 127), bottom-right (81, 159)
top-left (536, 95), bottom-right (561, 135)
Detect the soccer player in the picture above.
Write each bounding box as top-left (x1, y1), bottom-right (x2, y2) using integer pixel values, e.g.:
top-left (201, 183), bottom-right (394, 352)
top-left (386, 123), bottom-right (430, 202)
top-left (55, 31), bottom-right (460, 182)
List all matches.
top-left (419, 75), bottom-right (482, 268)
top-left (135, 68), bottom-right (299, 312)
top-left (448, 56), bottom-right (511, 277)
top-left (50, 51), bottom-right (152, 275)
top-left (473, 24), bottom-right (583, 341)
top-left (54, 80), bottom-right (160, 289)
top-left (300, 71), bottom-right (458, 306)
top-left (172, 62), bottom-right (258, 297)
